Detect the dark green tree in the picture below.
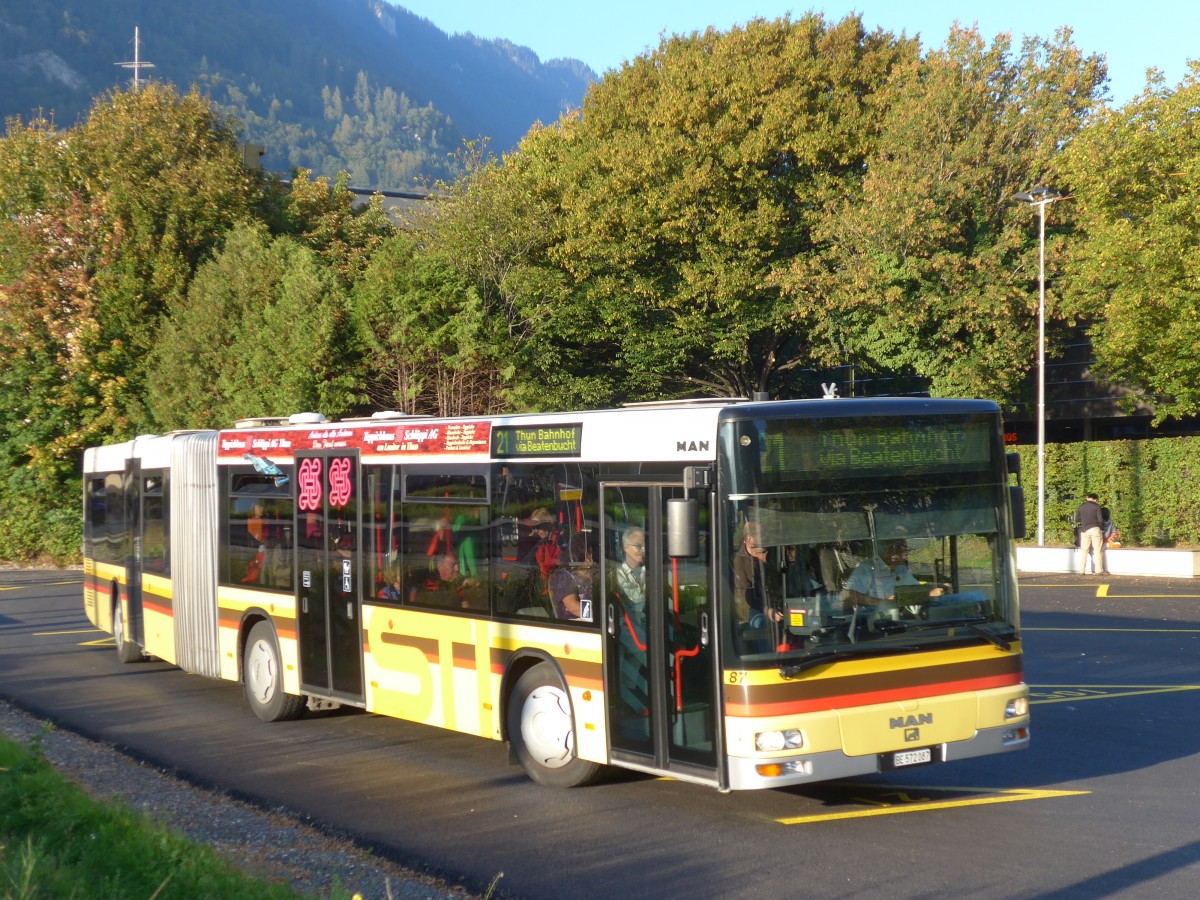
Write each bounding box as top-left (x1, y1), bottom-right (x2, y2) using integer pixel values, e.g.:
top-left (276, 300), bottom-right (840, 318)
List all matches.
top-left (353, 231), bottom-right (506, 416)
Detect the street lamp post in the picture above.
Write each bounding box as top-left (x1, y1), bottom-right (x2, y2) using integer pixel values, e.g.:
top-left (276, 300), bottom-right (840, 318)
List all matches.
top-left (1014, 186), bottom-right (1062, 547)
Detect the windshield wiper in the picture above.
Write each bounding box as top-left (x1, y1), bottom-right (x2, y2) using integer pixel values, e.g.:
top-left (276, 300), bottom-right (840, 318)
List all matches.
top-left (907, 617), bottom-right (1013, 651)
top-left (779, 643), bottom-right (923, 677)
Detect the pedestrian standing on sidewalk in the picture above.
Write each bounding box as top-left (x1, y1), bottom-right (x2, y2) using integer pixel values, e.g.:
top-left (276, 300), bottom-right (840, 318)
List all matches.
top-left (1075, 492), bottom-right (1108, 575)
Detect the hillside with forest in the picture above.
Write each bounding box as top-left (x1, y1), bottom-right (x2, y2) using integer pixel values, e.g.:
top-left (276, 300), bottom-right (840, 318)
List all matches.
top-left (0, 0), bottom-right (595, 188)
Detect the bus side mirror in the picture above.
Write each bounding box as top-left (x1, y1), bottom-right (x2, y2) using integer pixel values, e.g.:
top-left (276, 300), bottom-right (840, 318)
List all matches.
top-left (1007, 452), bottom-right (1021, 476)
top-left (1010, 485), bottom-right (1027, 540)
top-left (667, 498), bottom-right (698, 558)
top-left (1006, 452), bottom-right (1025, 539)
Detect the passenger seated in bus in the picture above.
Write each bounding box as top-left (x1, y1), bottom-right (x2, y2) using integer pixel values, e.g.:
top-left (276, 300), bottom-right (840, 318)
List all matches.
top-left (844, 540), bottom-right (943, 615)
top-left (453, 507), bottom-right (485, 578)
top-left (521, 508), bottom-right (561, 577)
top-left (550, 532), bottom-right (595, 621)
top-left (379, 565), bottom-right (403, 601)
top-left (416, 551), bottom-right (484, 609)
top-left (247, 501), bottom-right (265, 546)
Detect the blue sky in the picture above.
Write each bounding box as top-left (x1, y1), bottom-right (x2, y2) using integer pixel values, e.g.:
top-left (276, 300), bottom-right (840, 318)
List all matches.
top-left (392, 0), bottom-right (1196, 107)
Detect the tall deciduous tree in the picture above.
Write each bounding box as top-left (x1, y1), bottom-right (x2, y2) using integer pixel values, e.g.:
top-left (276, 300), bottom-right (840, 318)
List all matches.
top-left (1060, 66), bottom-right (1200, 422)
top-left (0, 85), bottom-right (266, 462)
top-left (275, 169), bottom-right (394, 287)
top-left (0, 86), bottom-right (267, 560)
top-left (416, 139), bottom-right (608, 411)
top-left (778, 25), bottom-right (1106, 401)
top-left (537, 14), bottom-right (917, 398)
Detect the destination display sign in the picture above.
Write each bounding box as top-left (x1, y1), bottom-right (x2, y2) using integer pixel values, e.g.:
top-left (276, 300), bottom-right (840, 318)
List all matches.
top-left (761, 416), bottom-right (994, 479)
top-left (491, 423), bottom-right (583, 458)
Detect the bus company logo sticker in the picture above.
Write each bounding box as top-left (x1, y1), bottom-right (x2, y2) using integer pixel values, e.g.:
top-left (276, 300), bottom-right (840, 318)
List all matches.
top-left (297, 458), bottom-right (323, 511)
top-left (251, 436), bottom-right (291, 452)
top-left (888, 720), bottom-right (931, 734)
top-left (403, 426), bottom-right (439, 442)
top-left (328, 457), bottom-right (353, 508)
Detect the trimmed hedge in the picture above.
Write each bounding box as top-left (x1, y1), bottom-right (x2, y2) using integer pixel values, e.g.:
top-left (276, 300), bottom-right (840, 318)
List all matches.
top-left (1013, 436), bottom-right (1200, 548)
top-left (0, 471), bottom-right (82, 566)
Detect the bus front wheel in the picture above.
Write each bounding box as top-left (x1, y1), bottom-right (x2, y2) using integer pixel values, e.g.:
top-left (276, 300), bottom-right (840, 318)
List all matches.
top-left (112, 589), bottom-right (141, 664)
top-left (243, 621), bottom-right (304, 722)
top-left (507, 661), bottom-right (600, 788)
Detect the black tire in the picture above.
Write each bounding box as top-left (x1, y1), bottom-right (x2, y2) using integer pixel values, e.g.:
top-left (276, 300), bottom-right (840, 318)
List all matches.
top-left (112, 587), bottom-right (142, 664)
top-left (507, 661), bottom-right (601, 788)
top-left (243, 621), bottom-right (305, 722)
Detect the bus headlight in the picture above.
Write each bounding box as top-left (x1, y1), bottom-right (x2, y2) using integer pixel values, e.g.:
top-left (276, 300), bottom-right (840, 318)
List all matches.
top-left (1005, 697), bottom-right (1029, 719)
top-left (755, 729), bottom-right (804, 752)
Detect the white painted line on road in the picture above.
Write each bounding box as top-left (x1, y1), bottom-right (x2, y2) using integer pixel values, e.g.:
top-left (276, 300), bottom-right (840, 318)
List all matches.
top-left (1030, 685), bottom-right (1200, 704)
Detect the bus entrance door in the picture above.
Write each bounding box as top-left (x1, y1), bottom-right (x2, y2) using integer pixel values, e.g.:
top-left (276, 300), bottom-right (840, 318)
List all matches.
top-left (122, 458), bottom-right (145, 647)
top-left (295, 451), bottom-right (365, 704)
top-left (601, 483), bottom-right (721, 787)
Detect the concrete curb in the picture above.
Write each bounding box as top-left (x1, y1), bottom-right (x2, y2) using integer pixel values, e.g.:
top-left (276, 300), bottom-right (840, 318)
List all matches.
top-left (1016, 545), bottom-right (1200, 578)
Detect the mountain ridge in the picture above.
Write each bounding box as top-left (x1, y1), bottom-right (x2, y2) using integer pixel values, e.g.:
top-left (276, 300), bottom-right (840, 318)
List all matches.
top-left (0, 0), bottom-right (596, 188)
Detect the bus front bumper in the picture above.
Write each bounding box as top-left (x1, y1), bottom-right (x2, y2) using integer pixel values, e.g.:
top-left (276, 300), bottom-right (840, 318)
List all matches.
top-left (725, 722), bottom-right (1031, 791)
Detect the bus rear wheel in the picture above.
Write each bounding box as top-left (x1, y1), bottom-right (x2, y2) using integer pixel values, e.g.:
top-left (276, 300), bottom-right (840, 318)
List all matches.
top-left (243, 621), bottom-right (304, 722)
top-left (112, 588), bottom-right (141, 664)
top-left (507, 661), bottom-right (600, 788)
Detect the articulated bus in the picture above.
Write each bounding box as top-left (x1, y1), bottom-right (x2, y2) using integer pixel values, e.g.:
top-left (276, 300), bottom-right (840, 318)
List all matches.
top-left (82, 397), bottom-right (1030, 791)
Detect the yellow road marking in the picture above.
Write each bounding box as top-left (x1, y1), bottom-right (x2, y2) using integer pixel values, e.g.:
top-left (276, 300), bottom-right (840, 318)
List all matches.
top-left (1100, 594), bottom-right (1200, 599)
top-left (777, 787), bottom-right (1087, 824)
top-left (1022, 583), bottom-right (1200, 598)
top-left (1030, 685), bottom-right (1200, 704)
top-left (0, 581), bottom-right (82, 591)
top-left (0, 585), bottom-right (82, 592)
top-left (34, 629), bottom-right (104, 636)
top-left (80, 637), bottom-right (115, 647)
top-left (1096, 593), bottom-right (1200, 599)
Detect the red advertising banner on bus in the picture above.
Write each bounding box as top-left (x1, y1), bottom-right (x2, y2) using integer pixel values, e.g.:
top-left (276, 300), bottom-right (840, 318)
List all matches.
top-left (216, 420), bottom-right (492, 461)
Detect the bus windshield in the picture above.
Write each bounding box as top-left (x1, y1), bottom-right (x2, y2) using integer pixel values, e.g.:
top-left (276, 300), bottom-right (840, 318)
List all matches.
top-left (719, 411), bottom-right (1018, 666)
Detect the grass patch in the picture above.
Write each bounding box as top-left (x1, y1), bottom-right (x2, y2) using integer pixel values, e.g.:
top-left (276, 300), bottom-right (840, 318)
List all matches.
top-left (0, 729), bottom-right (307, 899)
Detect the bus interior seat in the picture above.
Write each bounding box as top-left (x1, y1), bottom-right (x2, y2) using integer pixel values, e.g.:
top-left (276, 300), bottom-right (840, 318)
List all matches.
top-left (818, 545), bottom-right (853, 592)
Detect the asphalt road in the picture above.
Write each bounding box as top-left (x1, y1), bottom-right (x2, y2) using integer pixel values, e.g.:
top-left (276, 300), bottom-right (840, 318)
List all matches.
top-left (2, 568), bottom-right (1198, 898)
